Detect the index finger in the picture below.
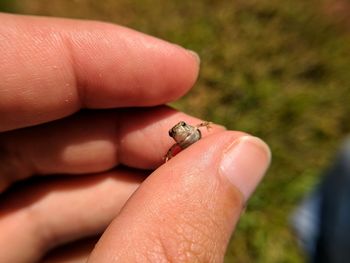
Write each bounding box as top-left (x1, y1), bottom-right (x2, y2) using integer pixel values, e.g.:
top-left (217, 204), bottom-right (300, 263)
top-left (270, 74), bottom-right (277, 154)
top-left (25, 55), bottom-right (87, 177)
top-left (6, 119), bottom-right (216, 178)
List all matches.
top-left (0, 13), bottom-right (199, 131)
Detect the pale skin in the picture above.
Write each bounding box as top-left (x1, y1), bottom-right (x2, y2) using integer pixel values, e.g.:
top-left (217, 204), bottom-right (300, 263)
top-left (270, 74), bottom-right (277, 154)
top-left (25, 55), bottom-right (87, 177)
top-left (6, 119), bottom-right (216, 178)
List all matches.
top-left (0, 13), bottom-right (271, 263)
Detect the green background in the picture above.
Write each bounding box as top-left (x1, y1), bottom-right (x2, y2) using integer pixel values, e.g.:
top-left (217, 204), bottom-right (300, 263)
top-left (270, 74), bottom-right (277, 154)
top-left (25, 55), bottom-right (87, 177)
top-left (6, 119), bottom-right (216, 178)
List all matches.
top-left (2, 1), bottom-right (350, 262)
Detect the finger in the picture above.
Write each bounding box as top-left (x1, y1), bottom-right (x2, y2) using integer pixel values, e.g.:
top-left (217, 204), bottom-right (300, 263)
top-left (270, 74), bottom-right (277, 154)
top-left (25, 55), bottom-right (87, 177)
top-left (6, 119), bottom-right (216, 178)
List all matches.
top-left (0, 169), bottom-right (144, 263)
top-left (0, 13), bottom-right (199, 131)
top-left (42, 236), bottom-right (98, 263)
top-left (88, 132), bottom-right (271, 262)
top-left (0, 107), bottom-right (225, 189)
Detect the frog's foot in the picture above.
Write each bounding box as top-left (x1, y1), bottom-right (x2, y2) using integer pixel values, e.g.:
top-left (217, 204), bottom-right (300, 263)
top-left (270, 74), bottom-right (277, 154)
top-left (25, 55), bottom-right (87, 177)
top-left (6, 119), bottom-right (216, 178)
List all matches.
top-left (196, 121), bottom-right (212, 131)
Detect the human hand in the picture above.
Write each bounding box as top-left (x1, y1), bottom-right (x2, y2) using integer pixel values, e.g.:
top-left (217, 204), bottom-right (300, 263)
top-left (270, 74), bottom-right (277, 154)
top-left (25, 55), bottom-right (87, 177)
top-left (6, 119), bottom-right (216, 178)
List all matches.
top-left (0, 13), bottom-right (271, 262)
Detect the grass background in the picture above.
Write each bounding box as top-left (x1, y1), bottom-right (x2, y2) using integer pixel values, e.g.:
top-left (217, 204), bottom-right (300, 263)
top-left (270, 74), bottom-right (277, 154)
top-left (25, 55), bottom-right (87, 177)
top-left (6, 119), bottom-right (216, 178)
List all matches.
top-left (1, 0), bottom-right (350, 262)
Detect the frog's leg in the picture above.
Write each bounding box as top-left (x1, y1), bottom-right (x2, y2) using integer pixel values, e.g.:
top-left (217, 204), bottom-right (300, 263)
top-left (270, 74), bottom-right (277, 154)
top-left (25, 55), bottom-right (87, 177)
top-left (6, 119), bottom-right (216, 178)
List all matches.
top-left (196, 121), bottom-right (212, 131)
top-left (164, 143), bottom-right (182, 162)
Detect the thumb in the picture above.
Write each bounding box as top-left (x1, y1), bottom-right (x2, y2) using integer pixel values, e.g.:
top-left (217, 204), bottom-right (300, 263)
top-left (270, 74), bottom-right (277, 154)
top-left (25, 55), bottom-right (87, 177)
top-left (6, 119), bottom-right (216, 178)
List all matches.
top-left (88, 131), bottom-right (271, 262)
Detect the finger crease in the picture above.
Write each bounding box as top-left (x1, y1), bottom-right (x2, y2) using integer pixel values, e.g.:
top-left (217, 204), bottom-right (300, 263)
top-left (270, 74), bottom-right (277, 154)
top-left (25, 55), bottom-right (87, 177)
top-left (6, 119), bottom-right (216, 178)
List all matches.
top-left (60, 33), bottom-right (86, 109)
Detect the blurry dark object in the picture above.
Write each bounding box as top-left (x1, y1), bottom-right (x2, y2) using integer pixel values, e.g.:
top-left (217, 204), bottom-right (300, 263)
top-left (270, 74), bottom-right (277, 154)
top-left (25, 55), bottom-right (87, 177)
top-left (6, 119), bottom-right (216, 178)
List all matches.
top-left (293, 138), bottom-right (350, 263)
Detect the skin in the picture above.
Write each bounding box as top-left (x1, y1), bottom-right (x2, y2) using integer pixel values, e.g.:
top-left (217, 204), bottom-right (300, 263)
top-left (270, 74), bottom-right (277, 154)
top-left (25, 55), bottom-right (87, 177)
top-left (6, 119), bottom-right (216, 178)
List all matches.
top-left (0, 13), bottom-right (271, 263)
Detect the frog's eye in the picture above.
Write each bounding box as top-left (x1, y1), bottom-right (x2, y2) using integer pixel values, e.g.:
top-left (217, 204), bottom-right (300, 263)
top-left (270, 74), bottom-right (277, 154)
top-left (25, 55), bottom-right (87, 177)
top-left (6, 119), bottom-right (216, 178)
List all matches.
top-left (180, 121), bottom-right (186, 126)
top-left (169, 129), bottom-right (174, 137)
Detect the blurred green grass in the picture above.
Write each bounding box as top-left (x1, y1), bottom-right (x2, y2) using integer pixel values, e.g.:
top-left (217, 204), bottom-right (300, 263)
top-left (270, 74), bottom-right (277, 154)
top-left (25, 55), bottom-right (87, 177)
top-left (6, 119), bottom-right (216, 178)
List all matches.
top-left (2, 0), bottom-right (350, 262)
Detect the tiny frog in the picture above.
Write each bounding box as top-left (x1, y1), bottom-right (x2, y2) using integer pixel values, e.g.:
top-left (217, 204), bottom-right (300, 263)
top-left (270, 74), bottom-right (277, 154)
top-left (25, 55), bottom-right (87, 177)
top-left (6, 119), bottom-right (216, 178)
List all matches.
top-left (164, 121), bottom-right (211, 162)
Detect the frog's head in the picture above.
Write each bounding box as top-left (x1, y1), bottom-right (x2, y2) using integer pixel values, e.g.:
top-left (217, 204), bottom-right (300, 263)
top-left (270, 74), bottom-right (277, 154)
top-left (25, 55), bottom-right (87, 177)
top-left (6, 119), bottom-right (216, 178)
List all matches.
top-left (168, 121), bottom-right (193, 142)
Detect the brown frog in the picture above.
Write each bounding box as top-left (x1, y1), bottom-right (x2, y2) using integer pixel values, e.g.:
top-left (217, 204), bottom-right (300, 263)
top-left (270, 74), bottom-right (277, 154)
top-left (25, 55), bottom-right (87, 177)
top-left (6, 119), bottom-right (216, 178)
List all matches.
top-left (164, 121), bottom-right (211, 162)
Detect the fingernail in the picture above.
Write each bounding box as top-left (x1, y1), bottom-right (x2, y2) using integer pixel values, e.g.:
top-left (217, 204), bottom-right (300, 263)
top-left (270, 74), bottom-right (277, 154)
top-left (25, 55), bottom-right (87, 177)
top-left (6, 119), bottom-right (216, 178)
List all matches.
top-left (220, 136), bottom-right (271, 201)
top-left (187, 49), bottom-right (201, 65)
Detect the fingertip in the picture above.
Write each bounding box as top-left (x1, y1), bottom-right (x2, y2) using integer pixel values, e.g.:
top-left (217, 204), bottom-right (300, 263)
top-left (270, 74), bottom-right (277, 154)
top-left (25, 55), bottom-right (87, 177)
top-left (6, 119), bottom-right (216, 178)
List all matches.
top-left (186, 49), bottom-right (201, 65)
top-left (219, 135), bottom-right (271, 201)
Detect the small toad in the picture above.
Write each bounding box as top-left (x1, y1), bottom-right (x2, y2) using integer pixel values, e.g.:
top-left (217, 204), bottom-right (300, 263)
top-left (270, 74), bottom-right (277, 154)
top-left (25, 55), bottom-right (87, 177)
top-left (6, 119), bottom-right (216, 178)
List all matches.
top-left (164, 121), bottom-right (211, 162)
